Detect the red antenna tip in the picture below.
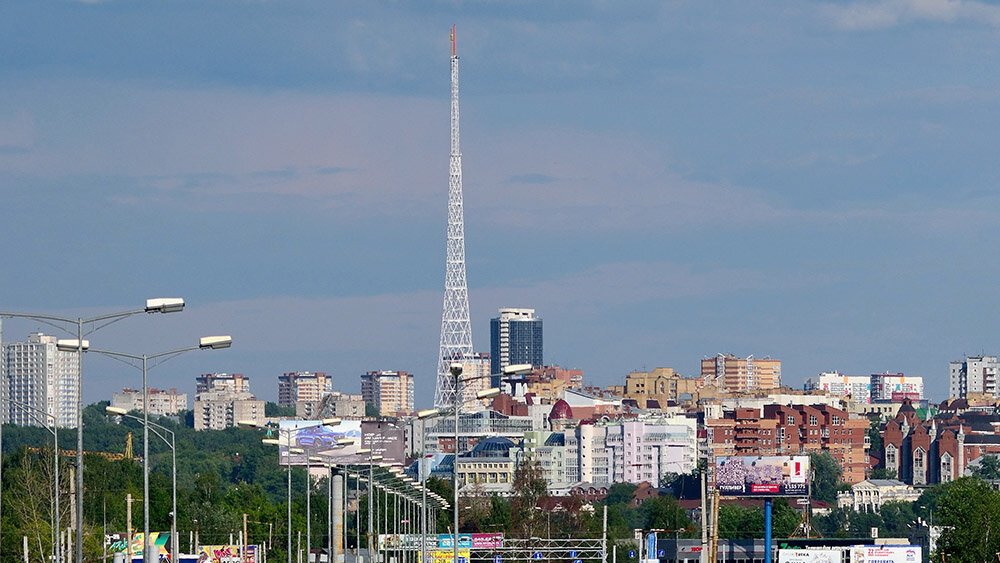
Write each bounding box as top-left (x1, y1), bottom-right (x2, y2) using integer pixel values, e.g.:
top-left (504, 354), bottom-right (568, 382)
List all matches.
top-left (451, 24), bottom-right (457, 57)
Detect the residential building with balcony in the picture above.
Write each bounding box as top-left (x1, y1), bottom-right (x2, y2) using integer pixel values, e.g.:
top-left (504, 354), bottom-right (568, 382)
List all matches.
top-left (278, 371), bottom-right (333, 407)
top-left (701, 354), bottom-right (781, 394)
top-left (361, 370), bottom-right (414, 417)
top-left (111, 387), bottom-right (188, 417)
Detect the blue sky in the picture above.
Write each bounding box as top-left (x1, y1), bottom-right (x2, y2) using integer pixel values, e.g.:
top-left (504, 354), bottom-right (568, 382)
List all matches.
top-left (2, 0), bottom-right (999, 405)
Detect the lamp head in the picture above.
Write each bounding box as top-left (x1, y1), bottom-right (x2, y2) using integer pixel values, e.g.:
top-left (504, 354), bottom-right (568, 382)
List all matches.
top-left (417, 408), bottom-right (441, 419)
top-left (476, 388), bottom-right (501, 400)
top-left (145, 298), bottom-right (185, 314)
top-left (105, 406), bottom-right (128, 415)
top-left (503, 364), bottom-right (533, 375)
top-left (199, 335), bottom-right (233, 350)
top-left (56, 339), bottom-right (89, 352)
top-left (449, 363), bottom-right (463, 377)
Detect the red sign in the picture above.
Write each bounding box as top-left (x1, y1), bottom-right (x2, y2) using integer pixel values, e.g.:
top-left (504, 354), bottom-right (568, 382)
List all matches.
top-left (750, 484), bottom-right (780, 494)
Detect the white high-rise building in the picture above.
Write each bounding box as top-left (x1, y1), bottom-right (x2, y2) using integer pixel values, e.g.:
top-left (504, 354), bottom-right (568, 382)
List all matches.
top-left (3, 333), bottom-right (79, 428)
top-left (870, 372), bottom-right (923, 402)
top-left (949, 356), bottom-right (999, 399)
top-left (811, 372), bottom-right (873, 403)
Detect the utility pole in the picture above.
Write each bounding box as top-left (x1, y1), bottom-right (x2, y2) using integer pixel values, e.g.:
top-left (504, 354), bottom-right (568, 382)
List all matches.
top-left (244, 513), bottom-right (250, 560)
top-left (127, 493), bottom-right (134, 560)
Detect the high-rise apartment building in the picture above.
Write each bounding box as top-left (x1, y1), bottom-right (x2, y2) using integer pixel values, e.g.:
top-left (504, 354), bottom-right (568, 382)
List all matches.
top-left (361, 370), bottom-right (414, 417)
top-left (111, 387), bottom-right (188, 417)
top-left (490, 308), bottom-right (543, 385)
top-left (195, 372), bottom-right (251, 395)
top-left (700, 354), bottom-right (781, 394)
top-left (278, 371), bottom-right (333, 407)
top-left (3, 333), bottom-right (79, 428)
top-left (870, 372), bottom-right (923, 402)
top-left (297, 391), bottom-right (365, 419)
top-left (193, 373), bottom-right (264, 431)
top-left (949, 356), bottom-right (999, 399)
top-left (809, 372), bottom-right (873, 403)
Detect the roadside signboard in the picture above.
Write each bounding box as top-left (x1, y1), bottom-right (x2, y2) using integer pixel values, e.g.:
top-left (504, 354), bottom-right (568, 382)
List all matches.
top-left (849, 546), bottom-right (921, 563)
top-left (715, 456), bottom-right (810, 497)
top-left (378, 533), bottom-right (503, 550)
top-left (778, 548), bottom-right (845, 563)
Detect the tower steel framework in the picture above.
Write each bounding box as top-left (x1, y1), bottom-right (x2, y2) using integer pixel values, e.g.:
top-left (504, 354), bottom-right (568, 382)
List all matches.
top-left (434, 25), bottom-right (475, 408)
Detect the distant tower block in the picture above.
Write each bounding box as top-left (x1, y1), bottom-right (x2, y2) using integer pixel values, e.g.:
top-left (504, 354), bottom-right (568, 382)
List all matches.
top-left (434, 25), bottom-right (475, 408)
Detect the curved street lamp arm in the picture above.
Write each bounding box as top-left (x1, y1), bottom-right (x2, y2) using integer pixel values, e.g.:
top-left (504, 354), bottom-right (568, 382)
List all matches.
top-left (118, 412), bottom-right (174, 448)
top-left (6, 399), bottom-right (57, 435)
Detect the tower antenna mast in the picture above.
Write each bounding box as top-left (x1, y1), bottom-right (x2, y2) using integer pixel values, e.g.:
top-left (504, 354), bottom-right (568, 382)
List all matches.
top-left (434, 25), bottom-right (474, 408)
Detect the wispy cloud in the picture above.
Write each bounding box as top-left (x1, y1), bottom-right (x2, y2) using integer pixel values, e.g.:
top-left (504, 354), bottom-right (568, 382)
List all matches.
top-left (820, 0), bottom-right (1000, 30)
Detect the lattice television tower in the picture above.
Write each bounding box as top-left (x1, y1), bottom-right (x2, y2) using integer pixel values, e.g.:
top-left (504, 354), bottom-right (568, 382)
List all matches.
top-left (434, 25), bottom-right (475, 408)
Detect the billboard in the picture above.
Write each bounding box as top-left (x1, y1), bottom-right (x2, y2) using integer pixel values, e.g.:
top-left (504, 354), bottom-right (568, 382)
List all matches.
top-left (279, 420), bottom-right (405, 466)
top-left (378, 533), bottom-right (503, 551)
top-left (197, 545), bottom-right (260, 563)
top-left (849, 546), bottom-right (921, 563)
top-left (107, 532), bottom-right (170, 557)
top-left (430, 549), bottom-right (470, 563)
top-left (715, 456), bottom-right (810, 497)
top-left (279, 420), bottom-right (362, 465)
top-left (779, 549), bottom-right (846, 563)
top-left (362, 420), bottom-right (406, 466)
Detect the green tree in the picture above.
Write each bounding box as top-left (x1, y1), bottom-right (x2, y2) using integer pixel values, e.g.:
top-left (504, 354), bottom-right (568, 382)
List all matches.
top-left (869, 468), bottom-right (897, 480)
top-left (877, 501), bottom-right (915, 538)
top-left (605, 483), bottom-right (638, 506)
top-left (814, 508), bottom-right (849, 538)
top-left (846, 509), bottom-right (883, 539)
top-left (936, 477), bottom-right (1000, 562)
top-left (867, 420), bottom-right (883, 460)
top-left (510, 460), bottom-right (549, 538)
top-left (971, 454), bottom-right (1000, 480)
top-left (264, 402), bottom-right (296, 417)
top-left (810, 451), bottom-right (842, 504)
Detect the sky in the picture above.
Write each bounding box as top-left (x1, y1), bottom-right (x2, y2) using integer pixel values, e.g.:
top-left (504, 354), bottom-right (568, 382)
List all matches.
top-left (2, 0), bottom-right (1000, 406)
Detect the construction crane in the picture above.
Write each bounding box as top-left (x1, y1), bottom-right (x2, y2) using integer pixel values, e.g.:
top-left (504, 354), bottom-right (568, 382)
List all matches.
top-left (26, 431), bottom-right (136, 461)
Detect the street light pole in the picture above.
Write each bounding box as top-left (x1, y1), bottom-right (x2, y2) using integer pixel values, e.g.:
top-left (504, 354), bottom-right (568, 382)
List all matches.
top-left (8, 399), bottom-right (60, 563)
top-left (1, 297), bottom-right (185, 563)
top-left (105, 408), bottom-right (177, 563)
top-left (61, 333), bottom-right (230, 563)
top-left (450, 364), bottom-right (462, 563)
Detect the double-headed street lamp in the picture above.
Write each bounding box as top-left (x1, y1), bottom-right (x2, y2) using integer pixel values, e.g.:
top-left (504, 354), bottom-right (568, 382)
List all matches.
top-left (105, 406), bottom-right (178, 563)
top-left (418, 361), bottom-right (529, 563)
top-left (0, 297), bottom-right (184, 563)
top-left (59, 334), bottom-right (231, 563)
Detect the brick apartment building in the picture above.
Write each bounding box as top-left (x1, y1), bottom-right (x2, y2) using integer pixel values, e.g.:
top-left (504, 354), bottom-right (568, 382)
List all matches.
top-left (707, 403), bottom-right (868, 483)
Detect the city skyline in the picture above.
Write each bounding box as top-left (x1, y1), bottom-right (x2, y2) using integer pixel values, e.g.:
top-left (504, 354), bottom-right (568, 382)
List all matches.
top-left (4, 2), bottom-right (1000, 406)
